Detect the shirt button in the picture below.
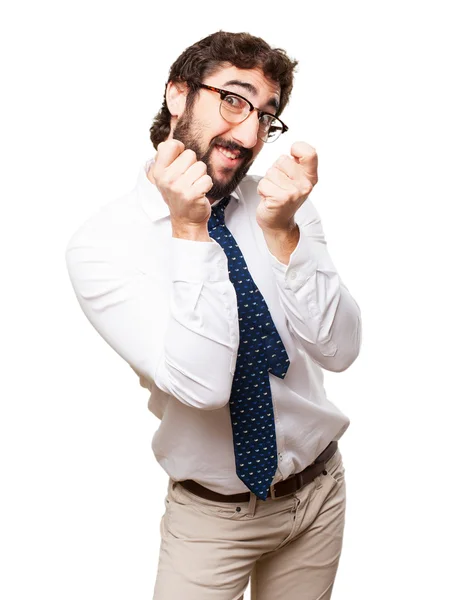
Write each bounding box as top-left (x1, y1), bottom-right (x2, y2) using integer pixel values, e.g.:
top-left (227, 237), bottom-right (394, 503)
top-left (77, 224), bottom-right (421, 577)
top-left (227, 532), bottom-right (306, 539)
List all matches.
top-left (289, 270), bottom-right (297, 280)
top-left (278, 453), bottom-right (283, 461)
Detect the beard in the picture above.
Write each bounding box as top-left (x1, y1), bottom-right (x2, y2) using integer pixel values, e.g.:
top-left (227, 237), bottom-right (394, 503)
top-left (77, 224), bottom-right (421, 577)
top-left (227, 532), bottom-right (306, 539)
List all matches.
top-left (172, 110), bottom-right (255, 201)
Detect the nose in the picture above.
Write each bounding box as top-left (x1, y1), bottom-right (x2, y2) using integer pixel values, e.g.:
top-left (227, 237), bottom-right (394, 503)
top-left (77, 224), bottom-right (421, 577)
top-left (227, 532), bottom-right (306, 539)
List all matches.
top-left (230, 111), bottom-right (260, 149)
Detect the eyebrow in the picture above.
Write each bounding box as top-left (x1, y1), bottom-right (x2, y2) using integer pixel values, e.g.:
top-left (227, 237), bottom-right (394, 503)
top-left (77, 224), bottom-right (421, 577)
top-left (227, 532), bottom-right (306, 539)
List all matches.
top-left (222, 79), bottom-right (280, 112)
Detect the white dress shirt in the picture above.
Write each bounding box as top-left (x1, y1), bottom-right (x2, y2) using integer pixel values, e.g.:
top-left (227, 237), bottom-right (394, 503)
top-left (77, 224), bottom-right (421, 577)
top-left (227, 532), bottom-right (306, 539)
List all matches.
top-left (65, 159), bottom-right (362, 494)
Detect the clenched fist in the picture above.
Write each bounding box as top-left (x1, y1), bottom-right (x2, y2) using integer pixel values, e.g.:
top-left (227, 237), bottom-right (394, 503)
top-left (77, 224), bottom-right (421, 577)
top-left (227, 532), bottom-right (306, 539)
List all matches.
top-left (256, 141), bottom-right (318, 232)
top-left (152, 140), bottom-right (213, 230)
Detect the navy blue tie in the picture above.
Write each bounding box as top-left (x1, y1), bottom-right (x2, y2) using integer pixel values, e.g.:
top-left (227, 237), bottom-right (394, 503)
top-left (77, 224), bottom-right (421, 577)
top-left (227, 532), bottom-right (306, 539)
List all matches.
top-left (207, 196), bottom-right (290, 500)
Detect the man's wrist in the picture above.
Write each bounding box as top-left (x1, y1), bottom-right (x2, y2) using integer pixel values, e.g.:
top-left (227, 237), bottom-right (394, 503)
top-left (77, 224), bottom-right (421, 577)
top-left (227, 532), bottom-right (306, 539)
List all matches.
top-left (171, 221), bottom-right (211, 241)
top-left (261, 223), bottom-right (300, 265)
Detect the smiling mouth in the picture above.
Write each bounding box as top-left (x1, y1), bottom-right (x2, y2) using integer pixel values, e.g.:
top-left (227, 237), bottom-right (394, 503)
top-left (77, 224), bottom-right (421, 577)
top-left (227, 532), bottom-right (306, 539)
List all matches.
top-left (215, 144), bottom-right (242, 160)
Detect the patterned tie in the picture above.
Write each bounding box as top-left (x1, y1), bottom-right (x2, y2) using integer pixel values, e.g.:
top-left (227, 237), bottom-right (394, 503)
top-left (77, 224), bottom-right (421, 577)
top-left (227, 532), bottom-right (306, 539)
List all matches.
top-left (207, 196), bottom-right (290, 500)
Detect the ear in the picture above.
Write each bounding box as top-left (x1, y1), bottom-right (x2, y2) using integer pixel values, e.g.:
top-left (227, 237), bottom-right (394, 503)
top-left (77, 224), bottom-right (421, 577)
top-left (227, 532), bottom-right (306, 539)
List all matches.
top-left (165, 81), bottom-right (188, 117)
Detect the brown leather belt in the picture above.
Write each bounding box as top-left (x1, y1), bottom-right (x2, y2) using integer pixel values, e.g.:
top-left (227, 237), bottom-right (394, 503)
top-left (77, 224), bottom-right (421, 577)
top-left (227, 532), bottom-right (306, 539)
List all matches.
top-left (179, 440), bottom-right (338, 502)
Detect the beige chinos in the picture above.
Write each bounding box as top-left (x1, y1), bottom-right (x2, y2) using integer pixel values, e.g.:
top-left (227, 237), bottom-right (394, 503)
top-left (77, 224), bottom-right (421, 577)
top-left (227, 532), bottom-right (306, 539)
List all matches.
top-left (153, 449), bottom-right (346, 600)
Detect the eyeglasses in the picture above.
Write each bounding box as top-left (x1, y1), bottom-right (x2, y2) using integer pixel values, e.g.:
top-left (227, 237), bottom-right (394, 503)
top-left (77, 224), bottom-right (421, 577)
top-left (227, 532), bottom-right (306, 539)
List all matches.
top-left (196, 83), bottom-right (288, 143)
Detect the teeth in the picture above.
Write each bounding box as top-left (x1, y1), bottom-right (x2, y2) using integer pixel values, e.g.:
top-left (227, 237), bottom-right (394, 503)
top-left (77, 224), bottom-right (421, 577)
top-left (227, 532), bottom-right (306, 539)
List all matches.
top-left (217, 146), bottom-right (239, 159)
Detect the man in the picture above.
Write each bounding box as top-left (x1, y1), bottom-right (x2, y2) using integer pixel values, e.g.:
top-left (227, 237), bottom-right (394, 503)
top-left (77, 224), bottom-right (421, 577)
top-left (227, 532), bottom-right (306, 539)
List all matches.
top-left (66, 31), bottom-right (361, 600)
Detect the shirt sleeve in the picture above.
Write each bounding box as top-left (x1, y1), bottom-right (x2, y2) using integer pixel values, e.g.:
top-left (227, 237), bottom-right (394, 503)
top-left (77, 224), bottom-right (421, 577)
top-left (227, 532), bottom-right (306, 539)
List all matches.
top-left (65, 215), bottom-right (239, 410)
top-left (266, 199), bottom-right (362, 372)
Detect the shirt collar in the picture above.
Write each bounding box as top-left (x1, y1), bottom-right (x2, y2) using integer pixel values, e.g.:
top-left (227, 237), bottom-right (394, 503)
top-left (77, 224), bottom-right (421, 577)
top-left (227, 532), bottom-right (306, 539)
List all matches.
top-left (138, 158), bottom-right (241, 223)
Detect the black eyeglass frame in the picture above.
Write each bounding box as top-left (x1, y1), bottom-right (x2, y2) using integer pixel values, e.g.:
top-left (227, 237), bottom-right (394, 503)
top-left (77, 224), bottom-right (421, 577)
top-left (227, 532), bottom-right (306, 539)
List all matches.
top-left (196, 83), bottom-right (289, 142)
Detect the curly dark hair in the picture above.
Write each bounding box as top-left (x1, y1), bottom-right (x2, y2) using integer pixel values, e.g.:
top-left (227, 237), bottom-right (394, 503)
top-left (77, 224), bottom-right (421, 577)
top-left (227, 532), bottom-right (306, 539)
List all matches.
top-left (149, 31), bottom-right (298, 149)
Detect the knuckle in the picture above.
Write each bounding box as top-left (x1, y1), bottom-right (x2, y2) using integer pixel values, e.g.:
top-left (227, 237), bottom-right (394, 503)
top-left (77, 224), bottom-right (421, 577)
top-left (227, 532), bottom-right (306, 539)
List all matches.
top-left (164, 140), bottom-right (184, 156)
top-left (155, 174), bottom-right (165, 188)
top-left (160, 173), bottom-right (172, 187)
top-left (170, 180), bottom-right (182, 194)
top-left (184, 148), bottom-right (197, 161)
top-left (303, 183), bottom-right (313, 196)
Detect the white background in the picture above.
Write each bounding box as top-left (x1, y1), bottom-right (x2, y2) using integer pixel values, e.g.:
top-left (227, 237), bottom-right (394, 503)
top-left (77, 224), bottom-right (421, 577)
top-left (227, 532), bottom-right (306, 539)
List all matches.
top-left (1, 1), bottom-right (448, 598)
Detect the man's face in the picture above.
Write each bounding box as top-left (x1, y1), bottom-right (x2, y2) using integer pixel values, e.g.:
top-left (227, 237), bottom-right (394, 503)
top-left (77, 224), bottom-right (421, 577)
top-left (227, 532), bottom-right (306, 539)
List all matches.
top-left (172, 66), bottom-right (281, 201)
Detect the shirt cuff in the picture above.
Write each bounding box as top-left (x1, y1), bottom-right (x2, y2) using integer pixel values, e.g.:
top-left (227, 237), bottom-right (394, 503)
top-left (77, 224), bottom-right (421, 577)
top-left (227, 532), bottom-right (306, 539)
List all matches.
top-left (171, 237), bottom-right (229, 282)
top-left (268, 231), bottom-right (318, 291)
